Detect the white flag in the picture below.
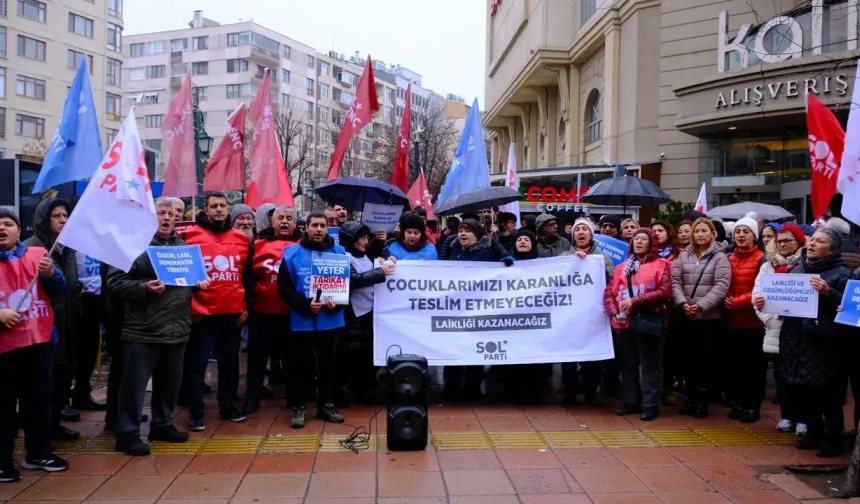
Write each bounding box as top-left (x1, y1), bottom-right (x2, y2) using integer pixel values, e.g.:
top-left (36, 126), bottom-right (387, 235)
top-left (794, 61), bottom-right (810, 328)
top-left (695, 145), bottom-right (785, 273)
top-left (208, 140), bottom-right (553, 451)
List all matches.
top-left (839, 59), bottom-right (860, 226)
top-left (694, 183), bottom-right (708, 214)
top-left (57, 109), bottom-right (158, 272)
top-left (501, 143), bottom-right (520, 226)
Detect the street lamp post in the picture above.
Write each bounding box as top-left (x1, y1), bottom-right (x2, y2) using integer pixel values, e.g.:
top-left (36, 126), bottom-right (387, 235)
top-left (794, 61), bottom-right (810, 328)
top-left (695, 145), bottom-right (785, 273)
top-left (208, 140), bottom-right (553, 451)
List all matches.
top-left (411, 127), bottom-right (424, 184)
top-left (192, 86), bottom-right (213, 211)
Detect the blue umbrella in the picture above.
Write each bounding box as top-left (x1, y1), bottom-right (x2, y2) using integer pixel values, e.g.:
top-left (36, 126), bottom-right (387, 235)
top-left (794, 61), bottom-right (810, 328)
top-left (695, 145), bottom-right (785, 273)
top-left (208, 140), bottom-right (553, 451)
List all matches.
top-left (314, 176), bottom-right (409, 211)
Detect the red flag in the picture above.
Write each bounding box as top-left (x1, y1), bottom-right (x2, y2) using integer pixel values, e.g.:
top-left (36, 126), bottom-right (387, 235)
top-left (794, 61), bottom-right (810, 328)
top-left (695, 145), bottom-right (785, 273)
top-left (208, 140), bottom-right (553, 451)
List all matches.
top-left (807, 95), bottom-right (844, 219)
top-left (407, 169), bottom-right (435, 221)
top-left (326, 57), bottom-right (380, 180)
top-left (391, 84), bottom-right (412, 193)
top-left (204, 104), bottom-right (245, 192)
top-left (161, 69), bottom-right (197, 197)
top-left (245, 70), bottom-right (294, 207)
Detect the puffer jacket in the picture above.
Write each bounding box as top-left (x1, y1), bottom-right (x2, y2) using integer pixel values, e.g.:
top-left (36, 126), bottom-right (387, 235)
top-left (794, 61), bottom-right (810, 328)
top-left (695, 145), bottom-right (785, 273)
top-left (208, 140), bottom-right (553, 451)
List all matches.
top-left (561, 240), bottom-right (614, 284)
top-left (726, 245), bottom-right (765, 329)
top-left (105, 232), bottom-right (195, 345)
top-left (671, 241), bottom-right (731, 320)
top-left (752, 241), bottom-right (803, 353)
top-left (779, 251), bottom-right (850, 387)
top-left (449, 236), bottom-right (500, 262)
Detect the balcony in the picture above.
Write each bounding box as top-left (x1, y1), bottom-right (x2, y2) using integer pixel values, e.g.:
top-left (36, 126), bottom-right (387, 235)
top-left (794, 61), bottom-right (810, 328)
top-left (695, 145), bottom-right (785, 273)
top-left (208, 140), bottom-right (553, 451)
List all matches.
top-left (170, 51), bottom-right (184, 64)
top-left (170, 76), bottom-right (182, 88)
top-left (249, 45), bottom-right (279, 66)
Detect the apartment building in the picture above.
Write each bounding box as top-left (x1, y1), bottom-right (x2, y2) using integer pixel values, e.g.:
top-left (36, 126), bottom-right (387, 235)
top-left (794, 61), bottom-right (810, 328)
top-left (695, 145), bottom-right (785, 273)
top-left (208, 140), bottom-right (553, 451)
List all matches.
top-left (0, 0), bottom-right (125, 159)
top-left (122, 11), bottom-right (317, 178)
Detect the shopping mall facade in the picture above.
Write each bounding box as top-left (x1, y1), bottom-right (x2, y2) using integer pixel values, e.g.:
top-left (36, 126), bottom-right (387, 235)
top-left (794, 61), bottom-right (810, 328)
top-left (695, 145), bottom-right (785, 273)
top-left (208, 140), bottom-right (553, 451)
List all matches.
top-left (483, 0), bottom-right (858, 221)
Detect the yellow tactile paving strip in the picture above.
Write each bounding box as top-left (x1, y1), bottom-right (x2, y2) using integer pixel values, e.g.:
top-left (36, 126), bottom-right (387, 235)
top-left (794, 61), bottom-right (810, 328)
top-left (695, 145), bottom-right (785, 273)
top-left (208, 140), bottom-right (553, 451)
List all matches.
top-left (14, 428), bottom-right (799, 454)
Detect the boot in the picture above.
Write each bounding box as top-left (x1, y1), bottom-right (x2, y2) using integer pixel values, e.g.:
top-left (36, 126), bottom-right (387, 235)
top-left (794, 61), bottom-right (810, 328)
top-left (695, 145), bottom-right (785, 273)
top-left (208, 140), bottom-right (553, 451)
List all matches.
top-left (693, 401), bottom-right (709, 419)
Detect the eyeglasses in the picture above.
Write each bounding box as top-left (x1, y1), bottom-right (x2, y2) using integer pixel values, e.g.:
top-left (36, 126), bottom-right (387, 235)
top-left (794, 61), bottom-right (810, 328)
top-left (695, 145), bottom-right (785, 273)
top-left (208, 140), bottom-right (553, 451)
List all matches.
top-left (600, 224), bottom-right (617, 229)
top-left (775, 238), bottom-right (797, 245)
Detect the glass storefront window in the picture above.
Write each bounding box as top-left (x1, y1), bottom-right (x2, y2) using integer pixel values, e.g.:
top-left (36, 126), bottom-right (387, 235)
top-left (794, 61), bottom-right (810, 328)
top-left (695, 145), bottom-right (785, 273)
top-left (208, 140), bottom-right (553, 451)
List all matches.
top-left (700, 136), bottom-right (810, 184)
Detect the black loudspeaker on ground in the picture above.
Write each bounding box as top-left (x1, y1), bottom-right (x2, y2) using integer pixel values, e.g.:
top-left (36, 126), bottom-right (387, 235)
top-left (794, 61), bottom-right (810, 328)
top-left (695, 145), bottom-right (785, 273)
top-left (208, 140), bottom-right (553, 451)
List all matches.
top-left (386, 354), bottom-right (429, 451)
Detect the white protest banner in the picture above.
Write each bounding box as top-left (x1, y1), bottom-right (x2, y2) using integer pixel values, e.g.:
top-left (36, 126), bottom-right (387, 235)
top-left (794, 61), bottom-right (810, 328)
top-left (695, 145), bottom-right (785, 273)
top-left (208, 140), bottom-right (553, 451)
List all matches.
top-left (361, 203), bottom-right (403, 233)
top-left (373, 256), bottom-right (613, 366)
top-left (310, 252), bottom-right (350, 305)
top-left (759, 273), bottom-right (819, 319)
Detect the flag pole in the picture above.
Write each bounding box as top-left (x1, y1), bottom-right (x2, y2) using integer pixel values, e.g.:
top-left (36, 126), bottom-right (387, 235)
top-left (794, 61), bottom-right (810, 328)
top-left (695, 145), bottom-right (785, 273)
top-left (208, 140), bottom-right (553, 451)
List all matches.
top-left (15, 240), bottom-right (60, 311)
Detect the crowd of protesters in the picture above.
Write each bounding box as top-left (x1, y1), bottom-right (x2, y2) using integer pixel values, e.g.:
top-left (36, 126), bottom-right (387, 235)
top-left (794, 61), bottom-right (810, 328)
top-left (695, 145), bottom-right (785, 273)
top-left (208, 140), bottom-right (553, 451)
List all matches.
top-left (3, 193), bottom-right (860, 483)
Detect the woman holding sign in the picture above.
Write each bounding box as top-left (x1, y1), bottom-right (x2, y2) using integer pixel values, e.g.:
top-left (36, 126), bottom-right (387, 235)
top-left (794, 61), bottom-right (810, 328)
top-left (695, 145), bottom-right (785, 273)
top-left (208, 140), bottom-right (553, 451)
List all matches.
top-left (671, 218), bottom-right (731, 419)
top-left (776, 229), bottom-right (850, 458)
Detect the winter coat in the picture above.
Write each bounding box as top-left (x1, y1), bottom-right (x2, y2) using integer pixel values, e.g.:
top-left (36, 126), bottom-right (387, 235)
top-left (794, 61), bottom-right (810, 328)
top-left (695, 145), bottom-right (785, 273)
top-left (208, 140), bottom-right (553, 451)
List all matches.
top-left (839, 238), bottom-right (860, 272)
top-left (105, 232), bottom-right (195, 345)
top-left (339, 222), bottom-right (386, 348)
top-left (100, 259), bottom-right (124, 337)
top-left (449, 236), bottom-right (499, 262)
top-left (753, 241), bottom-right (803, 353)
top-left (497, 232), bottom-right (516, 254)
top-left (671, 242), bottom-right (731, 320)
top-left (437, 233), bottom-right (458, 260)
top-left (537, 234), bottom-right (571, 258)
top-left (779, 251), bottom-right (850, 387)
top-left (23, 198), bottom-right (80, 364)
top-left (561, 241), bottom-right (614, 284)
top-left (726, 246), bottom-right (765, 329)
top-left (383, 240), bottom-right (438, 261)
top-left (604, 257), bottom-right (672, 331)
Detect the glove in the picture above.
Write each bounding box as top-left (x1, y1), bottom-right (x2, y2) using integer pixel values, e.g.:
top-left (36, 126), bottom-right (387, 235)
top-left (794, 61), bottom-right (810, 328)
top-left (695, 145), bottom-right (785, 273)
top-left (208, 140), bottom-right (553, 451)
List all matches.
top-left (502, 257), bottom-right (514, 267)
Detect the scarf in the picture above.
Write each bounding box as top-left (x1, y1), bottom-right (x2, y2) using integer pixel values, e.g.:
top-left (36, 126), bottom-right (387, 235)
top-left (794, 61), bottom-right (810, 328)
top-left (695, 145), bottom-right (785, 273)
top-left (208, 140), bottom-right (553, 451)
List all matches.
top-left (623, 254), bottom-right (640, 277)
top-left (399, 237), bottom-right (428, 253)
top-left (658, 246), bottom-right (673, 258)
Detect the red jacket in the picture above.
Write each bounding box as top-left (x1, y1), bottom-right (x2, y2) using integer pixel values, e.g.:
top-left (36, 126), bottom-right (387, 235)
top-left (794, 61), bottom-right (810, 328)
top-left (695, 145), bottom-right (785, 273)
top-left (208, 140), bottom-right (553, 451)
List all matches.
top-left (604, 257), bottom-right (672, 331)
top-left (727, 246), bottom-right (765, 329)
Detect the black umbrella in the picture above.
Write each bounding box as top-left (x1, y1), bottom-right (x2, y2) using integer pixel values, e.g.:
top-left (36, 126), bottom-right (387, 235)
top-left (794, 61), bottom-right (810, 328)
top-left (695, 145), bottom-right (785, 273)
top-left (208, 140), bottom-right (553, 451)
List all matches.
top-left (580, 175), bottom-right (670, 212)
top-left (314, 176), bottom-right (409, 211)
top-left (435, 186), bottom-right (522, 216)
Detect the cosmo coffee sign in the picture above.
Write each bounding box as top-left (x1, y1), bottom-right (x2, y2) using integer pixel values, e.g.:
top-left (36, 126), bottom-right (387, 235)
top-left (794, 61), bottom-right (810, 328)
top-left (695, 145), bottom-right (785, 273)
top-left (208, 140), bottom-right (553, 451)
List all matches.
top-left (714, 0), bottom-right (856, 108)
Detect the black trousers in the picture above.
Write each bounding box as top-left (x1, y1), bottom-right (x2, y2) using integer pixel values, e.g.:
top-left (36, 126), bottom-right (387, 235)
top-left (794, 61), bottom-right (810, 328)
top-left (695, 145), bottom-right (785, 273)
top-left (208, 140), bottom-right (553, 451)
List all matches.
top-left (561, 361), bottom-right (602, 399)
top-left (334, 315), bottom-right (377, 403)
top-left (52, 363), bottom-right (72, 429)
top-left (683, 320), bottom-right (718, 403)
top-left (187, 315), bottom-right (241, 417)
top-left (0, 343), bottom-right (53, 465)
top-left (286, 329), bottom-right (338, 408)
top-left (74, 293), bottom-right (103, 402)
top-left (104, 326), bottom-right (123, 426)
top-left (845, 337), bottom-right (860, 430)
top-left (245, 312), bottom-right (288, 401)
top-left (617, 328), bottom-right (664, 410)
top-left (798, 382), bottom-right (845, 444)
top-left (728, 327), bottom-right (768, 411)
top-left (443, 366), bottom-right (483, 401)
top-left (664, 310), bottom-right (685, 389)
top-left (116, 342), bottom-right (185, 441)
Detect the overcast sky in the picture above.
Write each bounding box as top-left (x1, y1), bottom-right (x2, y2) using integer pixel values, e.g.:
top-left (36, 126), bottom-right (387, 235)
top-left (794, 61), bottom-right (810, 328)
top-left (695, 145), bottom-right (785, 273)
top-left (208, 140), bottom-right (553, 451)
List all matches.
top-left (124, 0), bottom-right (487, 108)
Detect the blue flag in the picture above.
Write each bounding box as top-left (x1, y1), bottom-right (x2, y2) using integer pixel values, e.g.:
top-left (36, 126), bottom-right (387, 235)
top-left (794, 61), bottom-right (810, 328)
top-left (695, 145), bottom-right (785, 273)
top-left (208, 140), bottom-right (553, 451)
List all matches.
top-left (32, 59), bottom-right (103, 193)
top-left (437, 98), bottom-right (490, 208)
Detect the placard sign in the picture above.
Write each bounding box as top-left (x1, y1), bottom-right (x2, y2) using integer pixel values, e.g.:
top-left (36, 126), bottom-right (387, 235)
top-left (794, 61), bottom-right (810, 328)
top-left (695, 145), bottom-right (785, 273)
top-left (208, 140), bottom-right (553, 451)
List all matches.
top-left (361, 203), bottom-right (402, 233)
top-left (836, 280), bottom-right (860, 327)
top-left (593, 234), bottom-right (629, 266)
top-left (310, 252), bottom-right (350, 305)
top-left (147, 245), bottom-right (207, 287)
top-left (758, 273), bottom-right (819, 319)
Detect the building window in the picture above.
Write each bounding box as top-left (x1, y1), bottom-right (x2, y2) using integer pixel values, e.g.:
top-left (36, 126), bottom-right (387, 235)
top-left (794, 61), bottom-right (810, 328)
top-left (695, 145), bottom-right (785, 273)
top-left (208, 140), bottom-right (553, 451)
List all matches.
top-left (397, 87), bottom-right (404, 99)
top-left (145, 40), bottom-right (164, 55)
top-left (16, 75), bottom-right (45, 100)
top-left (318, 105), bottom-right (328, 121)
top-left (15, 114), bottom-right (44, 138)
top-left (129, 68), bottom-right (144, 81)
top-left (0, 27), bottom-right (5, 58)
top-left (586, 90), bottom-right (602, 143)
top-left (581, 0), bottom-right (596, 26)
top-left (340, 91), bottom-right (354, 106)
top-left (318, 152), bottom-right (329, 166)
top-left (305, 101), bottom-right (313, 120)
top-left (106, 57), bottom-right (121, 86)
top-left (338, 72), bottom-right (356, 86)
top-left (197, 86), bottom-right (208, 101)
top-left (146, 65), bottom-right (164, 79)
top-left (144, 139), bottom-right (162, 151)
top-left (384, 106), bottom-right (392, 119)
top-left (105, 127), bottom-right (118, 145)
top-left (363, 123), bottom-right (373, 134)
top-left (305, 123), bottom-right (312, 138)
top-left (319, 129), bottom-right (330, 143)
top-left (320, 83), bottom-right (329, 98)
top-left (129, 42), bottom-right (143, 57)
top-left (226, 59), bottom-right (248, 73)
top-left (141, 92), bottom-right (158, 103)
top-left (105, 93), bottom-right (121, 119)
top-left (281, 69), bottom-right (290, 84)
top-left (226, 84), bottom-right (240, 99)
top-left (306, 54), bottom-right (314, 68)
top-left (320, 61), bottom-right (330, 76)
top-left (306, 78), bottom-right (314, 97)
top-left (145, 114), bottom-right (163, 128)
top-left (193, 36), bottom-right (208, 50)
top-left (283, 45), bottom-right (291, 59)
top-left (17, 35), bottom-right (45, 61)
top-left (67, 50), bottom-right (94, 73)
top-left (385, 88), bottom-right (393, 102)
top-left (17, 0), bottom-right (44, 22)
top-left (281, 93), bottom-right (290, 108)
top-left (0, 68), bottom-right (5, 99)
top-left (192, 62), bottom-right (208, 75)
top-left (227, 32), bottom-right (241, 47)
top-left (68, 13), bottom-right (93, 37)
top-left (171, 63), bottom-right (186, 76)
top-left (108, 0), bottom-right (122, 18)
top-left (170, 38), bottom-right (186, 52)
top-left (107, 23), bottom-right (122, 52)
top-left (0, 108), bottom-right (4, 139)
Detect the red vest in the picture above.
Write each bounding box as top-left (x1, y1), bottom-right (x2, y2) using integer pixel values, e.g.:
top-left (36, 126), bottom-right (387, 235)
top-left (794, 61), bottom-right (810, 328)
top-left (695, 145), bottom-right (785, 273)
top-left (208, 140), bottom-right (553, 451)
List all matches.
top-left (185, 226), bottom-right (250, 315)
top-left (252, 238), bottom-right (298, 314)
top-left (0, 247), bottom-right (55, 354)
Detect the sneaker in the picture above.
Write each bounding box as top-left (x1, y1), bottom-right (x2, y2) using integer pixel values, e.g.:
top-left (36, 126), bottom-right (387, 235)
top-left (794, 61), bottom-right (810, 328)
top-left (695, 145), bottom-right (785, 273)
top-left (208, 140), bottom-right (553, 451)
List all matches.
top-left (115, 437), bottom-right (150, 456)
top-left (796, 423), bottom-right (808, 436)
top-left (291, 406), bottom-right (306, 429)
top-left (148, 426), bottom-right (189, 443)
top-left (739, 409), bottom-right (760, 424)
top-left (776, 419), bottom-right (795, 432)
top-left (728, 406), bottom-right (743, 420)
top-left (188, 416), bottom-right (205, 432)
top-left (315, 403), bottom-right (345, 423)
top-left (640, 407), bottom-right (659, 421)
top-left (22, 455), bottom-right (69, 472)
top-left (219, 408), bottom-right (246, 423)
top-left (60, 405), bottom-right (80, 423)
top-left (0, 466), bottom-right (21, 483)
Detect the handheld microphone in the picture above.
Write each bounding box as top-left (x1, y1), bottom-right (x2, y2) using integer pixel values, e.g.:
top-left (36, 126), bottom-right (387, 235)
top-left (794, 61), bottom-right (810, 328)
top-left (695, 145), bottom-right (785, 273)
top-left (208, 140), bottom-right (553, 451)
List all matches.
top-left (315, 288), bottom-right (323, 302)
